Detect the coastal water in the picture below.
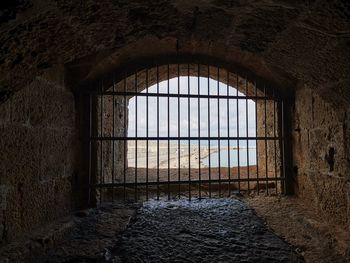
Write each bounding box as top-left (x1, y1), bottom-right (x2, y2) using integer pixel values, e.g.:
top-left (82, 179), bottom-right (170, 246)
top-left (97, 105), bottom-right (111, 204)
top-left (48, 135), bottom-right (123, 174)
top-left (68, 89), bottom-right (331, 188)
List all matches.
top-left (202, 148), bottom-right (257, 167)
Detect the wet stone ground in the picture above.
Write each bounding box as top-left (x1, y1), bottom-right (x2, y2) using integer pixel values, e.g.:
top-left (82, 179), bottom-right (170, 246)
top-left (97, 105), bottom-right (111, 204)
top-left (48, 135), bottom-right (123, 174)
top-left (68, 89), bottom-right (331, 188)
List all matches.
top-left (114, 198), bottom-right (303, 263)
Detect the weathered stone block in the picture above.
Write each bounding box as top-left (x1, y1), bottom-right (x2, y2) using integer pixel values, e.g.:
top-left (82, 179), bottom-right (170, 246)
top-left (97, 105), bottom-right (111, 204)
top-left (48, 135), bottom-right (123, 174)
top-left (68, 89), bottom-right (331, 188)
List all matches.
top-left (0, 99), bottom-right (11, 125)
top-left (294, 85), bottom-right (350, 233)
top-left (0, 125), bottom-right (42, 184)
top-left (0, 72), bottom-right (76, 243)
top-left (3, 178), bottom-right (71, 243)
top-left (40, 128), bottom-right (75, 181)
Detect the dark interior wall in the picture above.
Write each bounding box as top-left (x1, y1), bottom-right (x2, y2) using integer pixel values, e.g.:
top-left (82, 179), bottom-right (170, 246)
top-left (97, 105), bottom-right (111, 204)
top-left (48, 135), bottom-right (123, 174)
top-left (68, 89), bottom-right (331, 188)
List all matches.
top-left (0, 67), bottom-right (76, 243)
top-left (293, 86), bottom-right (350, 232)
top-left (0, 0), bottom-right (349, 244)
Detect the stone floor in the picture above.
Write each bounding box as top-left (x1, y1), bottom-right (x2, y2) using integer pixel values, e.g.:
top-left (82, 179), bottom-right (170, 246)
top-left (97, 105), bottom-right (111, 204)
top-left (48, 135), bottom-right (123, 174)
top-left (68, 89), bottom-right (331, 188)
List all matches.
top-left (114, 198), bottom-right (302, 263)
top-left (42, 204), bottom-right (138, 263)
top-left (247, 196), bottom-right (350, 262)
top-left (9, 194), bottom-right (350, 262)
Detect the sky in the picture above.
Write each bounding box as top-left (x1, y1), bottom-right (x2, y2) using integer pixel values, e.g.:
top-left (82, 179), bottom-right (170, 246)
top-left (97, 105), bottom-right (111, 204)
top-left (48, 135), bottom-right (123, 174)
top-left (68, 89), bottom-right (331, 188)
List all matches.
top-left (127, 76), bottom-right (256, 147)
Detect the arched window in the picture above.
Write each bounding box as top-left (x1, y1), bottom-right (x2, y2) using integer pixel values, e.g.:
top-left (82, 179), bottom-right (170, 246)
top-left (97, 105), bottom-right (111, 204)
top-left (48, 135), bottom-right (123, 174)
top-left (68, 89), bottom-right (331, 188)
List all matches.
top-left (88, 63), bottom-right (287, 203)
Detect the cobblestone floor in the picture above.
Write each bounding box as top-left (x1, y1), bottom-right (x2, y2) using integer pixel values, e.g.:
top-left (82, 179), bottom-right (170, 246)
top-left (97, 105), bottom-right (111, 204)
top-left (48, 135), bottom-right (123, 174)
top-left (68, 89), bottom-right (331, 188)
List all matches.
top-left (114, 198), bottom-right (303, 263)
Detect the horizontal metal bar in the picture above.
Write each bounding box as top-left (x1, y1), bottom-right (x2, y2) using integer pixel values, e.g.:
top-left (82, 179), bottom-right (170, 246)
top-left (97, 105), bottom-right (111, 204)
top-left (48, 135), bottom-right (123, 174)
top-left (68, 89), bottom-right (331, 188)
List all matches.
top-left (92, 177), bottom-right (285, 188)
top-left (90, 136), bottom-right (282, 141)
top-left (88, 91), bottom-right (276, 101)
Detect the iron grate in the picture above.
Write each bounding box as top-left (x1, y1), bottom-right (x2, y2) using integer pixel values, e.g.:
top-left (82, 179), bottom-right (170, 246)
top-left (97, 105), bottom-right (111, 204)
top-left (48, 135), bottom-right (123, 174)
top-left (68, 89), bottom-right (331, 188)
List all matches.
top-left (86, 63), bottom-right (288, 204)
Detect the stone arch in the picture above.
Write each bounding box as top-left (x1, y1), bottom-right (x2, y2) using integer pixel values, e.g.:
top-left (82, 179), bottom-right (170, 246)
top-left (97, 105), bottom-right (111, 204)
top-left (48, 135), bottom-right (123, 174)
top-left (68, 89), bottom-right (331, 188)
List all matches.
top-left (69, 52), bottom-right (291, 99)
top-left (0, 0), bottom-right (349, 250)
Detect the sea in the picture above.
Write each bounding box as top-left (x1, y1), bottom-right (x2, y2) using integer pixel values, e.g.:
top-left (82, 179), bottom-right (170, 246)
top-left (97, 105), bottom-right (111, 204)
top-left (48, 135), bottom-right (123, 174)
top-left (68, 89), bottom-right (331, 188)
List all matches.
top-left (202, 148), bottom-right (257, 167)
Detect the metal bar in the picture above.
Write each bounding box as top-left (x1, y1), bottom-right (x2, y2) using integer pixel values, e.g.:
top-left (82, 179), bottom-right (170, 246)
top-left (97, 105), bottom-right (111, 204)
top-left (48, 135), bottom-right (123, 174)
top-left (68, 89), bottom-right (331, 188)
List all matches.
top-left (236, 75), bottom-right (241, 193)
top-left (89, 63), bottom-right (288, 202)
top-left (217, 67), bottom-right (221, 197)
top-left (93, 177), bottom-right (286, 188)
top-left (123, 73), bottom-right (127, 201)
top-left (283, 99), bottom-right (294, 195)
top-left (178, 63), bottom-right (181, 199)
top-left (92, 136), bottom-right (282, 141)
top-left (227, 70), bottom-right (231, 196)
top-left (89, 91), bottom-right (273, 100)
top-left (198, 64), bottom-right (201, 199)
top-left (135, 70), bottom-right (138, 201)
top-left (146, 69), bottom-right (149, 200)
top-left (100, 82), bottom-right (103, 204)
top-left (281, 100), bottom-right (286, 193)
top-left (188, 64), bottom-right (191, 200)
top-left (208, 65), bottom-right (212, 197)
top-left (88, 94), bottom-right (92, 205)
top-left (112, 77), bottom-right (115, 201)
top-left (277, 100), bottom-right (285, 193)
top-left (167, 64), bottom-right (170, 200)
top-left (246, 78), bottom-right (250, 192)
top-left (264, 85), bottom-right (269, 194)
top-left (273, 91), bottom-right (278, 193)
top-left (255, 81), bottom-right (260, 195)
top-left (157, 65), bottom-right (160, 200)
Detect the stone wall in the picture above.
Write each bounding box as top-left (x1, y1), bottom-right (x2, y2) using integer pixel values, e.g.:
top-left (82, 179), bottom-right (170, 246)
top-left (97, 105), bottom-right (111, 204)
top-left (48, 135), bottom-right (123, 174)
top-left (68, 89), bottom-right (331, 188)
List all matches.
top-left (0, 0), bottom-right (349, 246)
top-left (293, 85), bottom-right (350, 232)
top-left (94, 94), bottom-right (127, 202)
top-left (0, 67), bottom-right (76, 243)
top-left (256, 99), bottom-right (282, 192)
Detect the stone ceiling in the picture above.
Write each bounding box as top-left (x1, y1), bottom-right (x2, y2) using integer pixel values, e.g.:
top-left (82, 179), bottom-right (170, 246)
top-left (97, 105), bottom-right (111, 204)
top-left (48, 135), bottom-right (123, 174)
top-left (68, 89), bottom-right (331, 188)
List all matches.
top-left (0, 0), bottom-right (349, 106)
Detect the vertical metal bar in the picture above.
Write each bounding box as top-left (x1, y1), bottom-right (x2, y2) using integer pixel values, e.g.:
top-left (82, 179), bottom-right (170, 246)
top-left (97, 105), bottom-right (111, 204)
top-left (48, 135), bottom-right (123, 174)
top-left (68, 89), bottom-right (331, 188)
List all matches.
top-left (281, 100), bottom-right (286, 193)
top-left (88, 94), bottom-right (92, 205)
top-left (236, 76), bottom-right (241, 193)
top-left (135, 70), bottom-right (138, 201)
top-left (146, 69), bottom-right (149, 200)
top-left (283, 98), bottom-right (295, 195)
top-left (255, 82), bottom-right (260, 195)
top-left (208, 65), bottom-right (212, 197)
top-left (227, 70), bottom-right (231, 196)
top-left (123, 74), bottom-right (127, 201)
top-left (187, 64), bottom-right (191, 200)
top-left (177, 64), bottom-right (181, 199)
top-left (273, 90), bottom-right (278, 193)
top-left (157, 65), bottom-right (160, 200)
top-left (246, 78), bottom-right (250, 192)
top-left (167, 64), bottom-right (170, 200)
top-left (112, 77), bottom-right (115, 202)
top-left (178, 63), bottom-right (181, 198)
top-left (277, 100), bottom-right (285, 193)
top-left (100, 81), bottom-right (103, 204)
top-left (282, 98), bottom-right (294, 195)
top-left (217, 67), bottom-right (221, 197)
top-left (198, 64), bottom-right (201, 199)
top-left (264, 85), bottom-right (269, 194)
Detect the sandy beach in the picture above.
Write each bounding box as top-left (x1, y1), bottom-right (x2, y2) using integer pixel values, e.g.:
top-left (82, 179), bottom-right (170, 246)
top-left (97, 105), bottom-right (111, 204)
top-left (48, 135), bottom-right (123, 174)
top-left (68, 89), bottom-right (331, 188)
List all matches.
top-left (126, 141), bottom-right (255, 169)
top-left (98, 141), bottom-right (281, 200)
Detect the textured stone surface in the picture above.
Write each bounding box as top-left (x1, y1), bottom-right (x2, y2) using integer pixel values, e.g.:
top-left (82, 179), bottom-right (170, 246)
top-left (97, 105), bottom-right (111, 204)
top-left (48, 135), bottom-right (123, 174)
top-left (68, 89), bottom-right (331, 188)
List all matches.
top-left (0, 204), bottom-right (136, 263)
top-left (0, 0), bottom-right (349, 105)
top-left (115, 198), bottom-right (303, 263)
top-left (0, 216), bottom-right (74, 263)
top-left (43, 204), bottom-right (136, 263)
top-left (292, 86), bottom-right (350, 232)
top-left (0, 67), bottom-right (76, 243)
top-left (3, 197), bottom-right (350, 262)
top-left (0, 0), bottom-right (349, 251)
top-left (248, 196), bottom-right (350, 262)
